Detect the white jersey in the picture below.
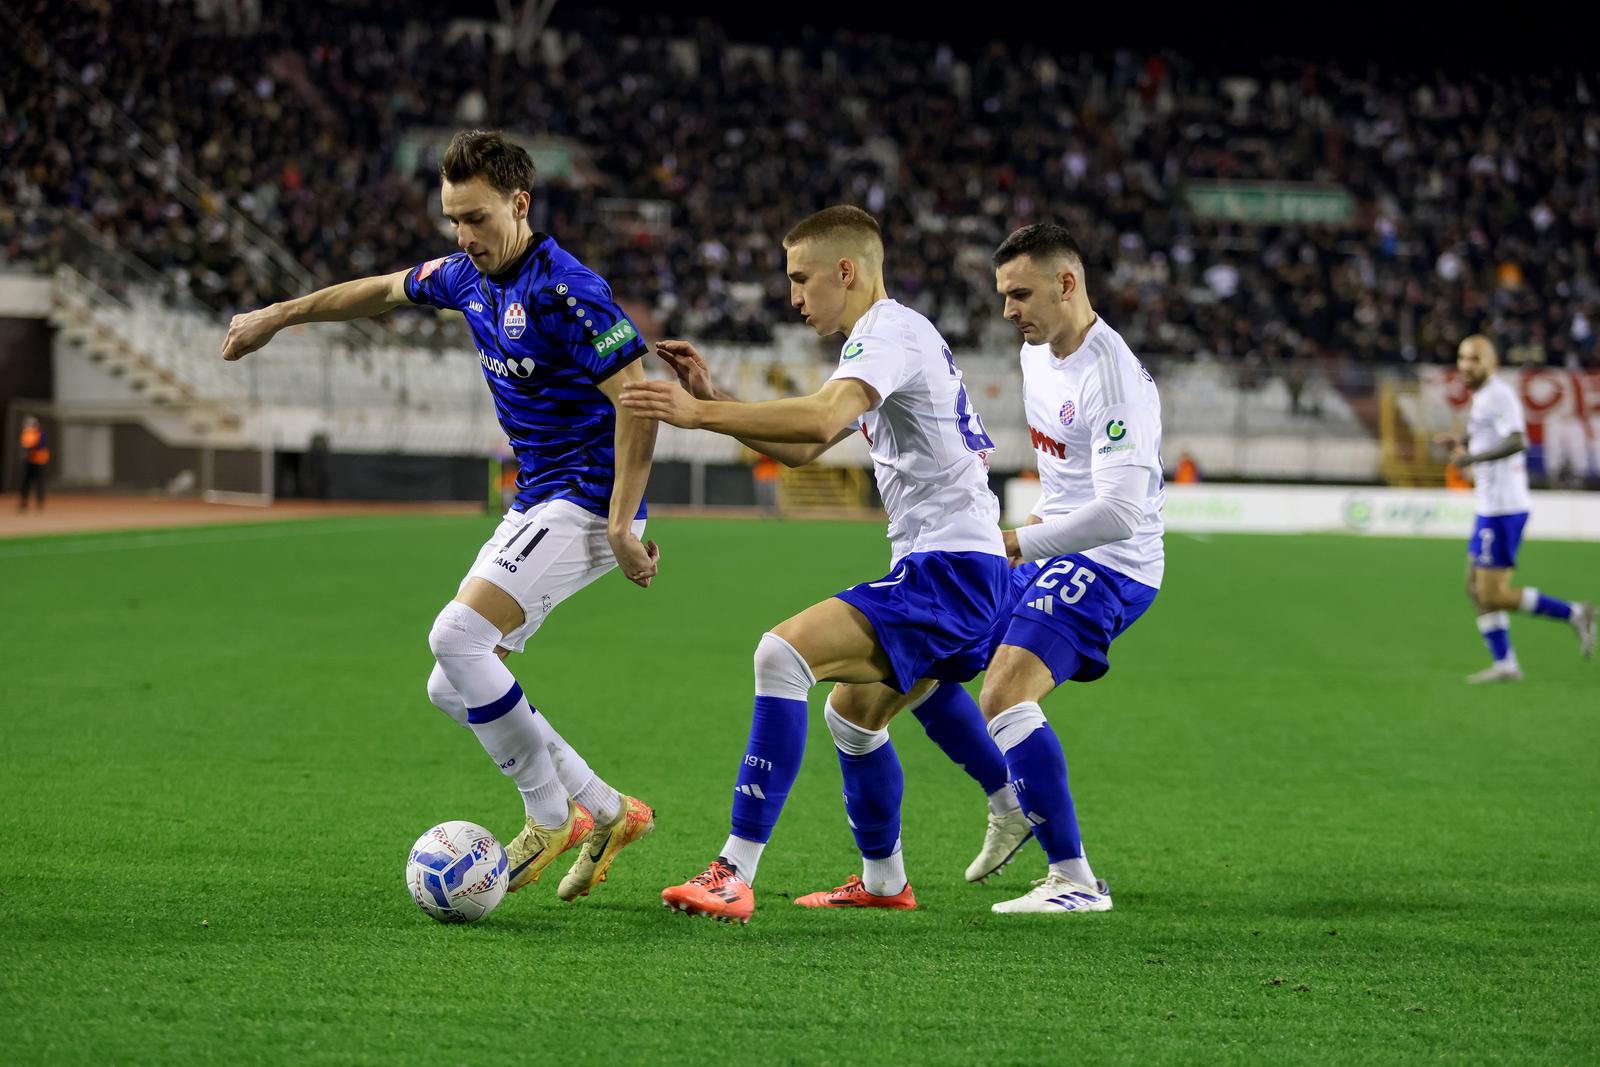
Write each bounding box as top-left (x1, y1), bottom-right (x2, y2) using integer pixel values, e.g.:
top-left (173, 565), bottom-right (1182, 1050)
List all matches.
top-left (1466, 376), bottom-right (1531, 516)
top-left (1020, 317), bottom-right (1165, 588)
top-left (827, 299), bottom-right (1004, 563)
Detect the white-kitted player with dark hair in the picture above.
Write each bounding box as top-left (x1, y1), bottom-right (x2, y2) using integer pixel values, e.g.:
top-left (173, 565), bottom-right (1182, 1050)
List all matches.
top-left (977, 222), bottom-right (1167, 914)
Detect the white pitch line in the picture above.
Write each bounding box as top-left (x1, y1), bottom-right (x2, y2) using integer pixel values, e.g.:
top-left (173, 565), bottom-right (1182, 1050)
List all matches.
top-left (0, 516), bottom-right (473, 559)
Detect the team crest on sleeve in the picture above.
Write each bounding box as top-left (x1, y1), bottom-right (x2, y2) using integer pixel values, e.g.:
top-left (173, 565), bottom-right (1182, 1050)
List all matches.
top-left (417, 257), bottom-right (447, 282)
top-left (1059, 400), bottom-right (1076, 428)
top-left (503, 302), bottom-right (527, 340)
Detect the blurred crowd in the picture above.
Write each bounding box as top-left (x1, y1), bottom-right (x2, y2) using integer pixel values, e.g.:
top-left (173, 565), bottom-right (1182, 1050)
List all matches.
top-left (3, 0), bottom-right (1598, 366)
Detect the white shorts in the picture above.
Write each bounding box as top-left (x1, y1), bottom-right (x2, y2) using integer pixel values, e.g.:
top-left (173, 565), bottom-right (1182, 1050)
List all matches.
top-left (460, 499), bottom-right (646, 653)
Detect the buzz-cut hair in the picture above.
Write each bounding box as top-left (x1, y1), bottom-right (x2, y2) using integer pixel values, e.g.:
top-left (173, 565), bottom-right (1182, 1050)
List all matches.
top-left (441, 130), bottom-right (536, 199)
top-left (783, 205), bottom-right (883, 254)
top-left (992, 223), bottom-right (1084, 270)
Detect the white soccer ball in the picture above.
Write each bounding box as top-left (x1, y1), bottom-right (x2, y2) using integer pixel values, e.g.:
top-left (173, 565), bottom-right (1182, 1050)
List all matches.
top-left (405, 820), bottom-right (509, 924)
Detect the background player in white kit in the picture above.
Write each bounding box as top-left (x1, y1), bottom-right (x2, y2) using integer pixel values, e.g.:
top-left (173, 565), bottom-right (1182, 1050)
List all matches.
top-left (975, 223), bottom-right (1167, 914)
top-left (622, 206), bottom-right (1010, 923)
top-left (1436, 335), bottom-right (1594, 683)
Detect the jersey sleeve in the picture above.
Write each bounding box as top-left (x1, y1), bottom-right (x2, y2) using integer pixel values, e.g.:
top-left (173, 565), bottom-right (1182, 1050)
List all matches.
top-left (1084, 353), bottom-right (1161, 474)
top-left (1491, 385), bottom-right (1527, 437)
top-left (404, 253), bottom-right (473, 312)
top-left (532, 272), bottom-right (647, 381)
top-left (826, 330), bottom-right (911, 409)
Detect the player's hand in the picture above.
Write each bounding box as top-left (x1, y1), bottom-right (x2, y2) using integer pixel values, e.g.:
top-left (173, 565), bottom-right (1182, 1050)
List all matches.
top-left (1448, 446), bottom-right (1471, 469)
top-left (656, 340), bottom-right (719, 400)
top-left (610, 532), bottom-right (660, 588)
top-left (222, 306), bottom-right (285, 361)
top-left (619, 380), bottom-right (705, 428)
top-left (1002, 528), bottom-right (1025, 567)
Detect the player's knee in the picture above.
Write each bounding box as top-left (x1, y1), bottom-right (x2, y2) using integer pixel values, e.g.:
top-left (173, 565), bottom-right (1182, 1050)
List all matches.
top-left (753, 631), bottom-right (816, 700)
top-left (426, 662), bottom-right (470, 726)
top-left (428, 600), bottom-right (502, 662)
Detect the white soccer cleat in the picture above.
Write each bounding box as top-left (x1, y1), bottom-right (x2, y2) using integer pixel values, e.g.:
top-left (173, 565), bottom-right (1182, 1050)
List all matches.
top-left (965, 808), bottom-right (1034, 882)
top-left (1466, 662), bottom-right (1524, 684)
top-left (1571, 602), bottom-right (1597, 660)
top-left (991, 874), bottom-right (1112, 914)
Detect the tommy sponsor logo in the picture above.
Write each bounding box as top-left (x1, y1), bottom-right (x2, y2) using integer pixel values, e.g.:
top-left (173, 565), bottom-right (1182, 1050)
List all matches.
top-left (479, 349), bottom-right (537, 379)
top-left (1029, 425), bottom-right (1067, 459)
top-left (503, 302), bottom-right (527, 339)
top-left (591, 319), bottom-right (638, 358)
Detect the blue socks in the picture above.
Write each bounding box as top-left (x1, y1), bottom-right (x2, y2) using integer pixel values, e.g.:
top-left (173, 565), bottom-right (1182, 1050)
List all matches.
top-left (824, 703), bottom-right (904, 860)
top-left (1520, 587), bottom-right (1573, 621)
top-left (911, 683), bottom-right (1009, 796)
top-left (987, 702), bottom-right (1084, 864)
top-left (730, 694), bottom-right (809, 844)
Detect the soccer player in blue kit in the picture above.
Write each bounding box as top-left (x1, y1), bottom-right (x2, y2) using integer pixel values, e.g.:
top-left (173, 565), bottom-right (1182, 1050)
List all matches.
top-left (221, 130), bottom-right (660, 903)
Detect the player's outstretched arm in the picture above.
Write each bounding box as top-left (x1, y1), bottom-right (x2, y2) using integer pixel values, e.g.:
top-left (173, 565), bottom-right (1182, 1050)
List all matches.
top-left (599, 360), bottom-right (661, 588)
top-left (621, 375), bottom-right (875, 447)
top-left (654, 340), bottom-right (856, 466)
top-left (221, 269), bottom-right (412, 361)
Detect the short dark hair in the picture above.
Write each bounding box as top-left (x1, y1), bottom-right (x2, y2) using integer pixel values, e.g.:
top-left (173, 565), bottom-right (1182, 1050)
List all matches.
top-left (441, 130), bottom-right (536, 198)
top-left (992, 224), bottom-right (1084, 269)
top-left (784, 205), bottom-right (883, 250)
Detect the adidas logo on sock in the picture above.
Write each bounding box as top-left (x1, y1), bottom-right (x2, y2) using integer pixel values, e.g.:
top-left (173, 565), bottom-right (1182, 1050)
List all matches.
top-left (736, 784), bottom-right (768, 799)
top-left (1027, 597), bottom-right (1054, 615)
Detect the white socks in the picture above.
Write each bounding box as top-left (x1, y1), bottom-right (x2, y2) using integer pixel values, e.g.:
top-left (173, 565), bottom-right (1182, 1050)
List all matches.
top-left (987, 785), bottom-right (1022, 816)
top-left (428, 602), bottom-right (566, 826)
top-left (721, 836), bottom-right (765, 883)
top-left (1050, 857), bottom-right (1098, 888)
top-left (863, 845), bottom-right (908, 897)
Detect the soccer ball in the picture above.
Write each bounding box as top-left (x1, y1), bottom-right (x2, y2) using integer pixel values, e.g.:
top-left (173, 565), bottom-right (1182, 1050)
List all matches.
top-left (405, 821), bottom-right (509, 924)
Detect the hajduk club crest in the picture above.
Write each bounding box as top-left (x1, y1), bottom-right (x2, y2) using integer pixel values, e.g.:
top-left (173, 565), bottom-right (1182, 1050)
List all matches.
top-left (1059, 400), bottom-right (1076, 428)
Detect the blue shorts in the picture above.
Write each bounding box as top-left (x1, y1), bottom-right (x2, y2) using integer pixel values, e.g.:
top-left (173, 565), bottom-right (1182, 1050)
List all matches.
top-left (986, 554), bottom-right (1159, 686)
top-left (1469, 513), bottom-right (1528, 570)
top-left (835, 551), bottom-right (1011, 694)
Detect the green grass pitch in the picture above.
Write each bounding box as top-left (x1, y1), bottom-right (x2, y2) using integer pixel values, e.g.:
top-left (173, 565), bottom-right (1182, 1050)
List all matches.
top-left (1, 515), bottom-right (1596, 1064)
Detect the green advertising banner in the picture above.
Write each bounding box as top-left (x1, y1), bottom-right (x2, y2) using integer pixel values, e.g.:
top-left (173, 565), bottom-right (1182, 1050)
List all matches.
top-left (1184, 182), bottom-right (1356, 225)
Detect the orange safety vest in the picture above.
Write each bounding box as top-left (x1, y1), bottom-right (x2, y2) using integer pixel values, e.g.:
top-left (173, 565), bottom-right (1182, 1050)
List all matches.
top-left (20, 426), bottom-right (49, 465)
top-left (1174, 455), bottom-right (1200, 484)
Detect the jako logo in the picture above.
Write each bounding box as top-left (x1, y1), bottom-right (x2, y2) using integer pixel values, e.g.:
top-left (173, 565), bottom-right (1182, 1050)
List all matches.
top-left (495, 558), bottom-right (518, 573)
top-left (480, 350), bottom-right (536, 379)
top-left (503, 302), bottom-right (527, 339)
top-left (498, 757), bottom-right (517, 769)
top-left (1029, 425), bottom-right (1067, 459)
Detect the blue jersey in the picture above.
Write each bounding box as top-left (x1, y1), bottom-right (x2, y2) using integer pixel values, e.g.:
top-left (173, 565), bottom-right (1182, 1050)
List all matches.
top-left (404, 234), bottom-right (648, 518)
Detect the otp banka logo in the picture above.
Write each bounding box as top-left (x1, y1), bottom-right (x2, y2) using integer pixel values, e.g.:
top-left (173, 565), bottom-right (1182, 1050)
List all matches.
top-left (480, 348), bottom-right (537, 379)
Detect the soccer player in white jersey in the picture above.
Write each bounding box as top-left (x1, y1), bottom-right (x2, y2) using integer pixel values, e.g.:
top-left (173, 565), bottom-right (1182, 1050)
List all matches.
top-left (974, 223), bottom-right (1167, 914)
top-left (622, 206), bottom-right (1012, 922)
top-left (220, 131), bottom-right (661, 903)
top-left (1436, 335), bottom-right (1595, 683)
